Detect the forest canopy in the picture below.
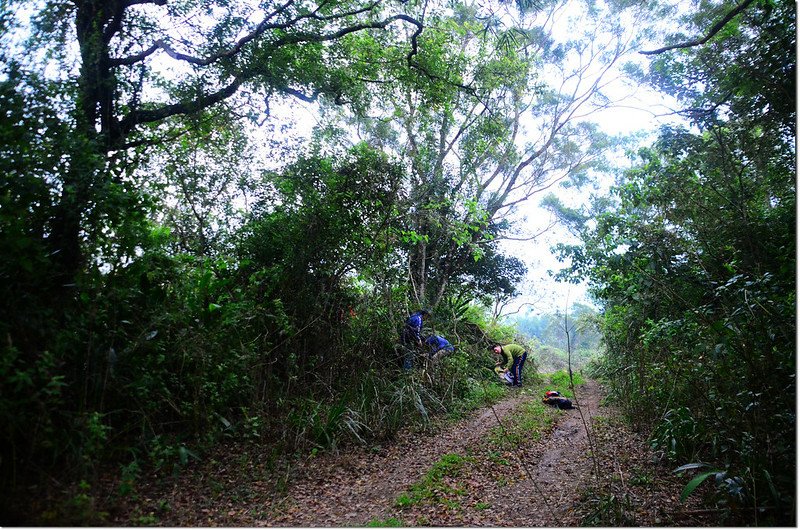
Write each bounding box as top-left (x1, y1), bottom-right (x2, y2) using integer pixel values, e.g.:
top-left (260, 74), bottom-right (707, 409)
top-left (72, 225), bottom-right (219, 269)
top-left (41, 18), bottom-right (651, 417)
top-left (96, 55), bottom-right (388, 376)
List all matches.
top-left (0, 0), bottom-right (794, 525)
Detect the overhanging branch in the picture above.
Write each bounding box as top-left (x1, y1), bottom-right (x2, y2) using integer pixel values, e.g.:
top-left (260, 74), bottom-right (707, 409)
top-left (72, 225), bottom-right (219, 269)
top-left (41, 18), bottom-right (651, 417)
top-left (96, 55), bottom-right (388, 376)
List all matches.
top-left (640, 0), bottom-right (756, 55)
top-left (113, 12), bottom-right (424, 145)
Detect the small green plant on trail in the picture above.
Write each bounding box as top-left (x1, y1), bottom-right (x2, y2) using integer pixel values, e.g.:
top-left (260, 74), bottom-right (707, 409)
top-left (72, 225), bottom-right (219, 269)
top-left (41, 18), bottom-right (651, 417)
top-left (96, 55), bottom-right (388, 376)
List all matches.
top-left (581, 490), bottom-right (636, 527)
top-left (40, 480), bottom-right (109, 526)
top-left (629, 468), bottom-right (653, 486)
top-left (134, 512), bottom-right (160, 526)
top-left (117, 459), bottom-right (141, 498)
top-left (547, 370), bottom-right (585, 397)
top-left (365, 517), bottom-right (404, 527)
top-left (486, 400), bottom-right (557, 447)
top-left (394, 453), bottom-right (474, 508)
top-left (487, 450), bottom-right (510, 466)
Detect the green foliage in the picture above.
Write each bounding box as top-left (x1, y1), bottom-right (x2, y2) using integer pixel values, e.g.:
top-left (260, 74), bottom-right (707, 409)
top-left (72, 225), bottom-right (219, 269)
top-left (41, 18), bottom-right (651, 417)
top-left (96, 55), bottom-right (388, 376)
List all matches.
top-left (514, 304), bottom-right (603, 371)
top-left (394, 453), bottom-right (474, 508)
top-left (473, 309), bottom-right (517, 345)
top-left (547, 370), bottom-right (585, 397)
top-left (118, 459), bottom-right (141, 498)
top-left (580, 491), bottom-right (636, 527)
top-left (366, 517), bottom-right (404, 527)
top-left (40, 480), bottom-right (109, 526)
top-left (678, 470), bottom-right (721, 503)
top-left (486, 400), bottom-right (556, 447)
top-left (286, 398), bottom-right (350, 450)
top-left (555, 0), bottom-right (795, 523)
top-left (450, 377), bottom-right (507, 419)
top-left (628, 469), bottom-right (653, 487)
top-left (650, 407), bottom-right (700, 461)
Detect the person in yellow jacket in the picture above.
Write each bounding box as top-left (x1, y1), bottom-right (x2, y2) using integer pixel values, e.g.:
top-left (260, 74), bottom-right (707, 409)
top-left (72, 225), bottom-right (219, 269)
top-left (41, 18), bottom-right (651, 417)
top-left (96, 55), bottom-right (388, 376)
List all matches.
top-left (492, 343), bottom-right (527, 387)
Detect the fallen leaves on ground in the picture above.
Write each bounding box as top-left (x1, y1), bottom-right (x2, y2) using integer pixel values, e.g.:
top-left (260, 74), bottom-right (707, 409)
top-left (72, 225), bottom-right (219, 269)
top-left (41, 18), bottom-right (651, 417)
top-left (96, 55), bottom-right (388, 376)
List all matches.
top-left (99, 380), bottom-right (720, 527)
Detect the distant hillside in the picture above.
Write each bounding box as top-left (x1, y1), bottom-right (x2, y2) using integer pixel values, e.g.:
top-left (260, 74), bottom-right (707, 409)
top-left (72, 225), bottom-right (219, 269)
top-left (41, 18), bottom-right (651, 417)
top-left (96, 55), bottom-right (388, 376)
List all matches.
top-left (509, 302), bottom-right (603, 372)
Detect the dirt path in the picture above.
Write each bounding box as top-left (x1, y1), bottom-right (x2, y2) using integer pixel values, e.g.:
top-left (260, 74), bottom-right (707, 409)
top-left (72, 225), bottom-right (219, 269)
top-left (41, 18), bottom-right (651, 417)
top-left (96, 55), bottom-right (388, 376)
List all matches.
top-left (109, 379), bottom-right (715, 526)
top-left (263, 392), bottom-right (532, 526)
top-left (477, 382), bottom-right (604, 527)
top-left (265, 381), bottom-right (605, 527)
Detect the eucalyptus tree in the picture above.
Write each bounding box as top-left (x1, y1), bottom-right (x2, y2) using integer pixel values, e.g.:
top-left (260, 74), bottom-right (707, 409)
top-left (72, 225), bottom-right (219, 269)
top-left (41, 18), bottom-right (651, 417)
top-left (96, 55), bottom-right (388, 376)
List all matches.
top-left (314, 0), bottom-right (655, 309)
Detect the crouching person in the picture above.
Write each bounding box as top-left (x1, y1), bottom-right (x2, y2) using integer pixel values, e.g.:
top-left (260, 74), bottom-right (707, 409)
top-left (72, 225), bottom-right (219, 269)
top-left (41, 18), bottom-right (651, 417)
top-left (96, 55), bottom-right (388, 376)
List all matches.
top-left (399, 309), bottom-right (430, 369)
top-left (491, 343), bottom-right (527, 387)
top-left (425, 335), bottom-right (455, 361)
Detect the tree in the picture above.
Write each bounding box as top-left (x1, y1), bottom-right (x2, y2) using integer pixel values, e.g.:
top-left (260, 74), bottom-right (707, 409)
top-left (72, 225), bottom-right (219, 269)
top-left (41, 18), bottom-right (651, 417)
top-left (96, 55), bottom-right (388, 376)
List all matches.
top-left (552, 0), bottom-right (795, 521)
top-left (146, 112), bottom-right (257, 258)
top-left (1, 0), bottom-right (430, 506)
top-left (314, 0), bottom-right (652, 309)
top-left (9, 0), bottom-right (425, 289)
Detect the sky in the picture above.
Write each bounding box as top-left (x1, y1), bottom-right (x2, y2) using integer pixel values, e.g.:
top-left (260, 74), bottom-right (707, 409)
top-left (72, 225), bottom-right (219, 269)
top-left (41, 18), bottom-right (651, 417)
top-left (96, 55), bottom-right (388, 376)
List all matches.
top-left (492, 1), bottom-right (686, 318)
top-left (252, 0), bottom-right (688, 320)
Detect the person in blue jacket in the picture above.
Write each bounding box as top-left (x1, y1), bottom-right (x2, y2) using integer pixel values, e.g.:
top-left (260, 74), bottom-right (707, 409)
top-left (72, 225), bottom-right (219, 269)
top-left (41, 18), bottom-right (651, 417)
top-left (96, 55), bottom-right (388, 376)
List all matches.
top-left (399, 309), bottom-right (430, 369)
top-left (425, 335), bottom-right (455, 360)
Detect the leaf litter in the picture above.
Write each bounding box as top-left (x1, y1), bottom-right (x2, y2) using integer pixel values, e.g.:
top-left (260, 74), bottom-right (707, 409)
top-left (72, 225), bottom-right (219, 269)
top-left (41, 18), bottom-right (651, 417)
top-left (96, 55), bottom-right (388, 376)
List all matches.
top-left (105, 379), bottom-right (718, 526)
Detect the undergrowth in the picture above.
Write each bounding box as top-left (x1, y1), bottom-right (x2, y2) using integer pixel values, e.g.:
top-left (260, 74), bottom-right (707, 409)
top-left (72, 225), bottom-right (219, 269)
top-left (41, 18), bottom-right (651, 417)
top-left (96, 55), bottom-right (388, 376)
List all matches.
top-left (546, 370), bottom-right (585, 397)
top-left (395, 453), bottom-right (474, 508)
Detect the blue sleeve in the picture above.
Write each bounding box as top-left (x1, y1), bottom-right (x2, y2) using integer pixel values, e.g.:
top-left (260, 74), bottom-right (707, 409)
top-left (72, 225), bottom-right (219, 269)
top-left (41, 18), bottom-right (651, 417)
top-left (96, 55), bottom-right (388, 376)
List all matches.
top-left (406, 314), bottom-right (422, 340)
top-left (427, 336), bottom-right (449, 350)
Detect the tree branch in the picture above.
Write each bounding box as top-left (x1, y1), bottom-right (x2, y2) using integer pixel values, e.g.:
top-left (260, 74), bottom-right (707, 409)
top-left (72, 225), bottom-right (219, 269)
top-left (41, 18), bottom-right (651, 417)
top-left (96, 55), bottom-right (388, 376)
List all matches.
top-left (110, 43), bottom-right (159, 67)
top-left (640, 0), bottom-right (756, 55)
top-left (118, 78), bottom-right (242, 138)
top-left (124, 0), bottom-right (166, 7)
top-left (110, 2), bottom-right (394, 69)
top-left (114, 13), bottom-right (424, 144)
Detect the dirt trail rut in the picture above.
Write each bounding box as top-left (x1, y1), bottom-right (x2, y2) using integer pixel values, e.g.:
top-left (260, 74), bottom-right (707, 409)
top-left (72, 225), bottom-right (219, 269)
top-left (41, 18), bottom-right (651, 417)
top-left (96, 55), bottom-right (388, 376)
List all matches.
top-left (109, 378), bottom-right (716, 526)
top-left (266, 381), bottom-right (605, 527)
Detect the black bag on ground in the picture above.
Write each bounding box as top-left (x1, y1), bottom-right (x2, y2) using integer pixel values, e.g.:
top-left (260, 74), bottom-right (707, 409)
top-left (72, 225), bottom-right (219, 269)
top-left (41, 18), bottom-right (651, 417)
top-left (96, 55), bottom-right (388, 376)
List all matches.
top-left (542, 395), bottom-right (574, 410)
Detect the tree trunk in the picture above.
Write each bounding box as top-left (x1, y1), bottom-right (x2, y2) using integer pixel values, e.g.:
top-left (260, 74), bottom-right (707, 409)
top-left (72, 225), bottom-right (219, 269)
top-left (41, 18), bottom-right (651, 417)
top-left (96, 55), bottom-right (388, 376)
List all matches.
top-left (49, 0), bottom-right (115, 286)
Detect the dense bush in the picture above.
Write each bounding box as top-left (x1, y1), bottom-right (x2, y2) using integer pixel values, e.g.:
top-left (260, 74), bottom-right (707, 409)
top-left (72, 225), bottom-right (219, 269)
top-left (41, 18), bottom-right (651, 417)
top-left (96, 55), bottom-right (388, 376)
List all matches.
top-left (0, 141), bottom-right (527, 524)
top-left (558, 0), bottom-right (795, 522)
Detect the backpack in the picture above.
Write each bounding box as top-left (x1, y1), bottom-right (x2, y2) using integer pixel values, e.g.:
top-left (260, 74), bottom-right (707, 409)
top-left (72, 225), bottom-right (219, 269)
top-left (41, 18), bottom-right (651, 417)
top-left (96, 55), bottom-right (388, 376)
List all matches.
top-left (542, 395), bottom-right (574, 409)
